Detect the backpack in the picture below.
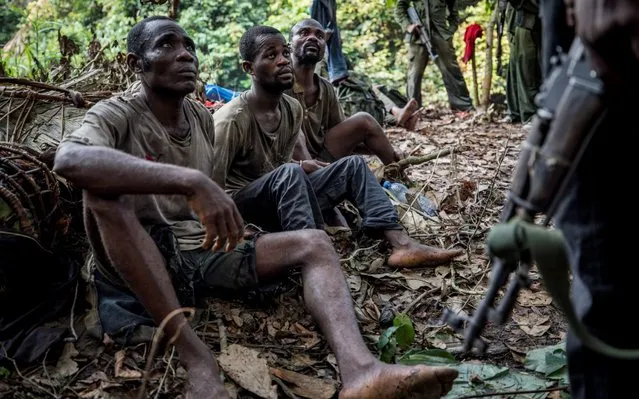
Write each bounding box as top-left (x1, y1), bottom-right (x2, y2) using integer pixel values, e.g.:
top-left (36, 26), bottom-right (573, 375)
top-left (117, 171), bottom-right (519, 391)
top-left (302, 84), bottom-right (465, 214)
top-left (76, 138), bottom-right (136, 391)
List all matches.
top-left (334, 72), bottom-right (387, 126)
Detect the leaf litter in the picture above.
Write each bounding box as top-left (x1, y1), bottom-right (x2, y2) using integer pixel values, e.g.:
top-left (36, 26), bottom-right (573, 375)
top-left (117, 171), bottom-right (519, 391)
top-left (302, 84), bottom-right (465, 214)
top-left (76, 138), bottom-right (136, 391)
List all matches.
top-left (2, 108), bottom-right (569, 398)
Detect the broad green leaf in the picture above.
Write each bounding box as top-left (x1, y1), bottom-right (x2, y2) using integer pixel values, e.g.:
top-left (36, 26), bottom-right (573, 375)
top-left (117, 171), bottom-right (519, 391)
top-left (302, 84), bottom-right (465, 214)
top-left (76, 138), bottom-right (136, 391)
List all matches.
top-left (399, 350), bottom-right (556, 398)
top-left (524, 342), bottom-right (569, 384)
top-left (398, 348), bottom-right (458, 365)
top-left (393, 313), bottom-right (415, 349)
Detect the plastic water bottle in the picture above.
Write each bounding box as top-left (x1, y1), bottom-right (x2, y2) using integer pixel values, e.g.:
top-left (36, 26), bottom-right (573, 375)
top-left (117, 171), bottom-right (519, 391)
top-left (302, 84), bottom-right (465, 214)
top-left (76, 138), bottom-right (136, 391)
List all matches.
top-left (382, 181), bottom-right (409, 202)
top-left (415, 194), bottom-right (438, 217)
top-left (382, 180), bottom-right (438, 216)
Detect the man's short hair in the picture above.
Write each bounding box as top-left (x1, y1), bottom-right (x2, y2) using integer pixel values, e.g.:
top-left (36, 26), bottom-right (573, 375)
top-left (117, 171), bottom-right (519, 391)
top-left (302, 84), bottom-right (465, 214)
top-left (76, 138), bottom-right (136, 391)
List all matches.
top-left (127, 15), bottom-right (175, 56)
top-left (289, 18), bottom-right (323, 40)
top-left (240, 25), bottom-right (284, 62)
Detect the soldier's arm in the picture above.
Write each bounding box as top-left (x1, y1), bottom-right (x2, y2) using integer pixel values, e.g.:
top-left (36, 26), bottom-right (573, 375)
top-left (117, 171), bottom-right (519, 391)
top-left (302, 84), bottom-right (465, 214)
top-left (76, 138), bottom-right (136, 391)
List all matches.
top-left (395, 0), bottom-right (413, 32)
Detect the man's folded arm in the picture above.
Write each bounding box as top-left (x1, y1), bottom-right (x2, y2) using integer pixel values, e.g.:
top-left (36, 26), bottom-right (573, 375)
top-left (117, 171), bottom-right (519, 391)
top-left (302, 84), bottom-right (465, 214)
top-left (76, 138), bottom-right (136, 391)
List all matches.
top-left (53, 102), bottom-right (204, 198)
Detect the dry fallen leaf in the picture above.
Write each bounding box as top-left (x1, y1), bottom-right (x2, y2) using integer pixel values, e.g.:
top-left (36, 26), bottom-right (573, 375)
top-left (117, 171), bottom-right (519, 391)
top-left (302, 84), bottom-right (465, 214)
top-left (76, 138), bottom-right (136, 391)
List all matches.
top-left (512, 312), bottom-right (551, 337)
top-left (291, 323), bottom-right (321, 350)
top-left (290, 353), bottom-right (320, 368)
top-left (53, 342), bottom-right (79, 378)
top-left (402, 272), bottom-right (430, 290)
top-left (516, 289), bottom-right (552, 307)
top-left (270, 367), bottom-right (338, 399)
top-left (114, 350), bottom-right (142, 379)
top-left (217, 344), bottom-right (277, 399)
top-left (368, 257), bottom-right (385, 273)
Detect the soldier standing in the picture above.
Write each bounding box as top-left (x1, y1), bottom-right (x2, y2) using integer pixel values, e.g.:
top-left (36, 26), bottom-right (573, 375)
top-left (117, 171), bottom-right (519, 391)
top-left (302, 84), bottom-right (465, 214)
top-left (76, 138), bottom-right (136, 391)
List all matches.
top-left (503, 0), bottom-right (542, 127)
top-left (395, 0), bottom-right (474, 112)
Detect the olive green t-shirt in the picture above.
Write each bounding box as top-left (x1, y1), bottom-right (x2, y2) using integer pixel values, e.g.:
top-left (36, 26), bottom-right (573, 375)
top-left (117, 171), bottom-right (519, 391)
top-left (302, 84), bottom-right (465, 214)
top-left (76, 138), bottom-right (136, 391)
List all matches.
top-left (212, 91), bottom-right (303, 195)
top-left (285, 74), bottom-right (345, 158)
top-left (60, 91), bottom-right (216, 251)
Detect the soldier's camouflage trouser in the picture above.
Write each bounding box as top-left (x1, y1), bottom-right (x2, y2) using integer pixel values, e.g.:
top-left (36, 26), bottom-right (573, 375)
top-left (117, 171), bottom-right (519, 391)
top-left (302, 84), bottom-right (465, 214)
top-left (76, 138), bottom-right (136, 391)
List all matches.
top-left (407, 35), bottom-right (473, 111)
top-left (506, 25), bottom-right (542, 123)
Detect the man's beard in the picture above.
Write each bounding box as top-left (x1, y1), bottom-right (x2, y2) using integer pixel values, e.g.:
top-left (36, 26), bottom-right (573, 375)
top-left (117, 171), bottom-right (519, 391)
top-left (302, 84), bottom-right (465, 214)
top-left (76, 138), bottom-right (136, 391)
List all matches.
top-left (261, 78), bottom-right (294, 94)
top-left (294, 48), bottom-right (323, 65)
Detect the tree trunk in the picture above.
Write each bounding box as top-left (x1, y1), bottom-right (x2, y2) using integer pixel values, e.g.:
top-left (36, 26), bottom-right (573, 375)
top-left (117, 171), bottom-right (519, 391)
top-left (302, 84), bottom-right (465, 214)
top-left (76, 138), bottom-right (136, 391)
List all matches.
top-left (480, 6), bottom-right (499, 110)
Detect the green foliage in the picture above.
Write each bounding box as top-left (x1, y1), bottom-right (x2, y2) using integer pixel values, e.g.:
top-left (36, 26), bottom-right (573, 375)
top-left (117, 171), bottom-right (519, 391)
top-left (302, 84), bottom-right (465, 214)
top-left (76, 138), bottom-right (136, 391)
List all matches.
top-left (377, 312), bottom-right (415, 363)
top-left (179, 0), bottom-right (268, 89)
top-left (399, 349), bottom-right (559, 399)
top-left (524, 342), bottom-right (569, 384)
top-left (0, 4), bottom-right (23, 46)
top-left (1, 0), bottom-right (508, 100)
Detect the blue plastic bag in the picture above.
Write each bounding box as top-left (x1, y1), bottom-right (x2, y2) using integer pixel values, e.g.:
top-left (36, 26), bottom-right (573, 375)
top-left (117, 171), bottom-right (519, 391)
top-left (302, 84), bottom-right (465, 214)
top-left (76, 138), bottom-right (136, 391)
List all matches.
top-left (205, 84), bottom-right (240, 102)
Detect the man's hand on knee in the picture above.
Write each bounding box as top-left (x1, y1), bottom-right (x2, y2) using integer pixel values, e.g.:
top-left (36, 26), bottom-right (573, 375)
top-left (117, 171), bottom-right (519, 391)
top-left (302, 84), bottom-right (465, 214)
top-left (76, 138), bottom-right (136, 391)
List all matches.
top-left (186, 173), bottom-right (244, 252)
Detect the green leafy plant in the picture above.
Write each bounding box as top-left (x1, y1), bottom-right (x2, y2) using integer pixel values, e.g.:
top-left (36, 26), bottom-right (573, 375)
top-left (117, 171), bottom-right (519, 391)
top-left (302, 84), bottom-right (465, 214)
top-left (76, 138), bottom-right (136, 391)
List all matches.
top-left (377, 312), bottom-right (415, 363)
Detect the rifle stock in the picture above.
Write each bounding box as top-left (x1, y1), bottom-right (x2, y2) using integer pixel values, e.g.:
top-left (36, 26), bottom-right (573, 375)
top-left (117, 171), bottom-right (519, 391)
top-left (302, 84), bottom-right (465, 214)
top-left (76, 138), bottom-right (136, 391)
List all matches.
top-left (407, 6), bottom-right (438, 60)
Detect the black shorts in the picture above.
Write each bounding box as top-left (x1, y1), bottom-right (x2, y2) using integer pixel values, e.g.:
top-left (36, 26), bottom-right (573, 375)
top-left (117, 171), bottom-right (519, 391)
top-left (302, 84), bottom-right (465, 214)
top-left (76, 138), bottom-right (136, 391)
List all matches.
top-left (93, 224), bottom-right (261, 344)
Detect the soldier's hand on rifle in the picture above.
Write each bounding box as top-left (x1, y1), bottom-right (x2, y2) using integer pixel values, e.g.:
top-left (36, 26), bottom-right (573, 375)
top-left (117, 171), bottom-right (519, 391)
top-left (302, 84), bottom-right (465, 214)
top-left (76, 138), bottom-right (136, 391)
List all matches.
top-left (407, 23), bottom-right (422, 34)
top-left (570, 0), bottom-right (639, 86)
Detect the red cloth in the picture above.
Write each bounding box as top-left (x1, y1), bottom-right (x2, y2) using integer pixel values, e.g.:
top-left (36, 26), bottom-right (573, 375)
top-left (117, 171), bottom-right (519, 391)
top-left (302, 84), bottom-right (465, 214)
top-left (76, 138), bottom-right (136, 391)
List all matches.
top-left (462, 23), bottom-right (484, 63)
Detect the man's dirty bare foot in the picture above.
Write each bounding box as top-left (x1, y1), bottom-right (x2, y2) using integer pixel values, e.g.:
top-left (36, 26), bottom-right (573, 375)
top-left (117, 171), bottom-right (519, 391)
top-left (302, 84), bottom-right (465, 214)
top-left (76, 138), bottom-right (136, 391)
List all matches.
top-left (405, 113), bottom-right (419, 131)
top-left (340, 362), bottom-right (458, 399)
top-left (388, 242), bottom-right (463, 269)
top-left (184, 357), bottom-right (231, 399)
top-left (397, 98), bottom-right (419, 128)
top-left (179, 337), bottom-right (231, 399)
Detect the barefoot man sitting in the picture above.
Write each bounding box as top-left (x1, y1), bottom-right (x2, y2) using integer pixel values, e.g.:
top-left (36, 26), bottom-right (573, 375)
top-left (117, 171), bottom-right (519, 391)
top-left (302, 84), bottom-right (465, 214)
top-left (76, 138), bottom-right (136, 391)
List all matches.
top-left (285, 18), bottom-right (417, 165)
top-left (213, 24), bottom-right (462, 271)
top-left (53, 17), bottom-right (458, 399)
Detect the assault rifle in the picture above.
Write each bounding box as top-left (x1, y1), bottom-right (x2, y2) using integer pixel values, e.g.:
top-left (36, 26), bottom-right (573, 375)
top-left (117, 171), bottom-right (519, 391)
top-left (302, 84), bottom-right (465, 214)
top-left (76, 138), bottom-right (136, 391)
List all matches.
top-left (407, 6), bottom-right (438, 61)
top-left (441, 36), bottom-right (608, 354)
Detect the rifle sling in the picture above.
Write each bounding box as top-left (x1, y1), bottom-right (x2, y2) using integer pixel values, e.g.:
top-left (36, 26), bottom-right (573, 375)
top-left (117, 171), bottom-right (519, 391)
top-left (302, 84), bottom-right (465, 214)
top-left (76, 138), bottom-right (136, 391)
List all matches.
top-left (487, 217), bottom-right (639, 360)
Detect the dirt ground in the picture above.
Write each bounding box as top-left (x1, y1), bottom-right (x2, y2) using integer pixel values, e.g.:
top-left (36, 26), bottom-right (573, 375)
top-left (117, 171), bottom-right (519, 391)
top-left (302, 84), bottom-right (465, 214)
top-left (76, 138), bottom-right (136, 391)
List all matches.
top-left (0, 107), bottom-right (567, 399)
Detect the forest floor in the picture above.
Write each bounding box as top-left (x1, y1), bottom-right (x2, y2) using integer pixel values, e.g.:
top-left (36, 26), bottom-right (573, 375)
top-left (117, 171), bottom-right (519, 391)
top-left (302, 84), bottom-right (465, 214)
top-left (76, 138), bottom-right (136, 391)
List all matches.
top-left (1, 106), bottom-right (570, 399)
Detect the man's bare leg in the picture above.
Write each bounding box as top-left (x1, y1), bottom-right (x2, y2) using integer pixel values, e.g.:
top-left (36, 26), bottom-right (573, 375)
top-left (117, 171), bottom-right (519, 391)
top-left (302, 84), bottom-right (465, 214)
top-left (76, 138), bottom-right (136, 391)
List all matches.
top-left (323, 112), bottom-right (399, 165)
top-left (254, 229), bottom-right (458, 398)
top-left (85, 193), bottom-right (229, 399)
top-left (384, 229), bottom-right (463, 269)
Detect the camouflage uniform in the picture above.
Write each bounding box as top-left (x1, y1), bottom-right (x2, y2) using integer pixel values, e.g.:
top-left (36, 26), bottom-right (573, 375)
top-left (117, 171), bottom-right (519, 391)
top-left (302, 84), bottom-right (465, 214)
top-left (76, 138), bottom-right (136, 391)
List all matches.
top-left (505, 0), bottom-right (542, 123)
top-left (395, 0), bottom-right (473, 111)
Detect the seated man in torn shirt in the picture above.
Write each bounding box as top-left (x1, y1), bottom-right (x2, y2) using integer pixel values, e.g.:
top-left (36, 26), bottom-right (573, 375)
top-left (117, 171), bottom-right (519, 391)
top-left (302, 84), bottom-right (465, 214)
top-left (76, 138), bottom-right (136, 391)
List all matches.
top-left (212, 25), bottom-right (463, 271)
top-left (53, 17), bottom-right (458, 399)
